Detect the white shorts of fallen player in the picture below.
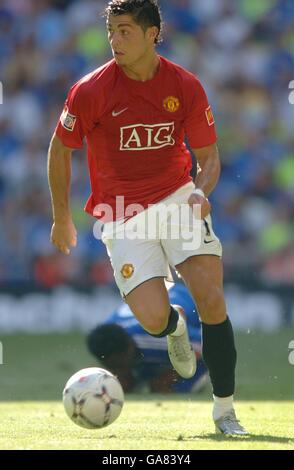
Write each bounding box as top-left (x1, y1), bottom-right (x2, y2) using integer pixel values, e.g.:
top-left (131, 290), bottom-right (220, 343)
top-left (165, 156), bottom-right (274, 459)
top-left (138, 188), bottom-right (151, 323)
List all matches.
top-left (101, 182), bottom-right (222, 298)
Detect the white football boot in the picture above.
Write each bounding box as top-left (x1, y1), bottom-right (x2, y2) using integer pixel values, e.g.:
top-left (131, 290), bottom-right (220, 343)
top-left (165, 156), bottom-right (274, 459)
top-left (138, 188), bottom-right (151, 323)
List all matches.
top-left (214, 409), bottom-right (248, 436)
top-left (167, 307), bottom-right (197, 379)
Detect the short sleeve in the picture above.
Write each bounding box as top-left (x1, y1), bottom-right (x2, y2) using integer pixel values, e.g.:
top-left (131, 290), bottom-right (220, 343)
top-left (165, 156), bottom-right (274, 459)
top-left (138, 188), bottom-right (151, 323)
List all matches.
top-left (184, 77), bottom-right (217, 149)
top-left (55, 81), bottom-right (96, 149)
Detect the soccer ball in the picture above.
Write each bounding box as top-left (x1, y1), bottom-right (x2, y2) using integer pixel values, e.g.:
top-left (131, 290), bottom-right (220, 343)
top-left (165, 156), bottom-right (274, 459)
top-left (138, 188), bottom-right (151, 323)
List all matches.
top-left (62, 367), bottom-right (124, 429)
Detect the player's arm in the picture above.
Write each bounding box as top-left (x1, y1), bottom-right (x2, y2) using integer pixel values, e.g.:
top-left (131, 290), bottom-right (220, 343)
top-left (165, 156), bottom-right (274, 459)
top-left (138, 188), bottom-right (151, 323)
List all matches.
top-left (184, 72), bottom-right (220, 219)
top-left (47, 133), bottom-right (77, 255)
top-left (193, 143), bottom-right (220, 197)
top-left (188, 143), bottom-right (221, 219)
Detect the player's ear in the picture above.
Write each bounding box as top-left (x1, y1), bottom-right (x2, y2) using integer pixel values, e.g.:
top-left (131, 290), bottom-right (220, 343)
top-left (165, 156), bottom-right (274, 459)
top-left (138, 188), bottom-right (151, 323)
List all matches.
top-left (147, 26), bottom-right (159, 44)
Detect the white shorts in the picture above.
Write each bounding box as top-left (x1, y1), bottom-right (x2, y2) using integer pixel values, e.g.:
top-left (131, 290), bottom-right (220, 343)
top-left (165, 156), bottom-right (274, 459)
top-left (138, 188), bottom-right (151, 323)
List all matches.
top-left (101, 182), bottom-right (222, 298)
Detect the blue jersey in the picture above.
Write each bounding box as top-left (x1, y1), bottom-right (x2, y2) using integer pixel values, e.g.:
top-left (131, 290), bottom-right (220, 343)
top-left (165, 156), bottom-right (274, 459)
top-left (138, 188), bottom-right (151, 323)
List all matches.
top-left (105, 283), bottom-right (206, 392)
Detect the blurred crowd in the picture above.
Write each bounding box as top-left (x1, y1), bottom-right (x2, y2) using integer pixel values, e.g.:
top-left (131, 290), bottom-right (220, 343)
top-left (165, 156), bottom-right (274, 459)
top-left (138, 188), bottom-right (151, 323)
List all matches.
top-left (0, 0), bottom-right (293, 288)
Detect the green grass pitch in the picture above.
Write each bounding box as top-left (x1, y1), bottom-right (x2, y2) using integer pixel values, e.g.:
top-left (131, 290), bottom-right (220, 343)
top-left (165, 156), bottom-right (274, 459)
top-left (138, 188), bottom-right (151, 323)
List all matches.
top-left (0, 330), bottom-right (294, 450)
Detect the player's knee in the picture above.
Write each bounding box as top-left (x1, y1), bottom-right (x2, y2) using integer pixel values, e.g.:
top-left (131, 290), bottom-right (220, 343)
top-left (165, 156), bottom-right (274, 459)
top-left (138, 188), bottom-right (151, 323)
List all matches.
top-left (196, 287), bottom-right (226, 324)
top-left (143, 308), bottom-right (170, 335)
top-left (128, 301), bottom-right (170, 335)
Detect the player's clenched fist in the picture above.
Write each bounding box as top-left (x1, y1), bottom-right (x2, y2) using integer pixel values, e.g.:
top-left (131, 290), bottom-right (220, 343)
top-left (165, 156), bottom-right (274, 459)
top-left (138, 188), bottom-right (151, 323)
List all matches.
top-left (50, 219), bottom-right (77, 255)
top-left (188, 192), bottom-right (211, 219)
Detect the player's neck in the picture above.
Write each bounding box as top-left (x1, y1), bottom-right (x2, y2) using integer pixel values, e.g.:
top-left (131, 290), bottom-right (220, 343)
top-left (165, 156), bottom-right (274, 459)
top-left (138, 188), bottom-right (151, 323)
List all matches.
top-left (121, 52), bottom-right (160, 82)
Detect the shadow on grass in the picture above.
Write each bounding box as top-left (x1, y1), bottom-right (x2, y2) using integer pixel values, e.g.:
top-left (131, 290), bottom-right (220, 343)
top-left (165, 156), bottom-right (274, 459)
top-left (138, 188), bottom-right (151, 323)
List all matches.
top-left (174, 433), bottom-right (294, 445)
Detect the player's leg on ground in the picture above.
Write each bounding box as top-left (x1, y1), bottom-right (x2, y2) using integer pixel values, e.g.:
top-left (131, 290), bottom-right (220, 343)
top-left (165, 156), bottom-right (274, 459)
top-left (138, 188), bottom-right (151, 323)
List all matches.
top-left (176, 255), bottom-right (248, 434)
top-left (125, 278), bottom-right (196, 378)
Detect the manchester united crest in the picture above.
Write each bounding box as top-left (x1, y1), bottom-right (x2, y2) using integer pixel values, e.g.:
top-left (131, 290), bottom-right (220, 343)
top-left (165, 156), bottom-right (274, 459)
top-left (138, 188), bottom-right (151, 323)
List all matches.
top-left (163, 96), bottom-right (180, 113)
top-left (121, 264), bottom-right (134, 279)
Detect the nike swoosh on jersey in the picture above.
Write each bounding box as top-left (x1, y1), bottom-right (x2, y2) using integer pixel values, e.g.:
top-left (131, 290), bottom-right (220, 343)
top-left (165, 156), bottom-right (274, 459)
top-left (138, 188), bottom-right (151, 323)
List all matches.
top-left (204, 239), bottom-right (214, 244)
top-left (112, 108), bottom-right (128, 117)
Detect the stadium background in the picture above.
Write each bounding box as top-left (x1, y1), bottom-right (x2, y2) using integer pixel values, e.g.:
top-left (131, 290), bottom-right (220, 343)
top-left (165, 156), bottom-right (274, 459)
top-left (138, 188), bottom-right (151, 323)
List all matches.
top-left (0, 0), bottom-right (293, 334)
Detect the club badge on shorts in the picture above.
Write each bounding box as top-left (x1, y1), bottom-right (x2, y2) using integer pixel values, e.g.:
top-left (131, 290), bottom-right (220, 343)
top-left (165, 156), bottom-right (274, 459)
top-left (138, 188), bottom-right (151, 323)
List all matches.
top-left (163, 96), bottom-right (180, 113)
top-left (121, 264), bottom-right (134, 279)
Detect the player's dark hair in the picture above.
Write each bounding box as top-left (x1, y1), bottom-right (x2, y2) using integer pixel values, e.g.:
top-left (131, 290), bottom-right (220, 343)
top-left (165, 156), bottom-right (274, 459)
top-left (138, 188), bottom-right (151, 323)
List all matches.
top-left (105, 0), bottom-right (163, 44)
top-left (87, 323), bottom-right (132, 361)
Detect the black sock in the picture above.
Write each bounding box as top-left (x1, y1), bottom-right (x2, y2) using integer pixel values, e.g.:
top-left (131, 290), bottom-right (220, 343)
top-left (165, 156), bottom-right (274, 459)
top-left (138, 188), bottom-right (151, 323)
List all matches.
top-left (201, 317), bottom-right (236, 397)
top-left (150, 306), bottom-right (179, 338)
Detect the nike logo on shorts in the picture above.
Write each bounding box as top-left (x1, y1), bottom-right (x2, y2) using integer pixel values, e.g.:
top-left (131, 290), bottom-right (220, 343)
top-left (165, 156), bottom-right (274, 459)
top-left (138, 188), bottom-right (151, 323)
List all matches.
top-left (204, 239), bottom-right (214, 244)
top-left (112, 108), bottom-right (128, 117)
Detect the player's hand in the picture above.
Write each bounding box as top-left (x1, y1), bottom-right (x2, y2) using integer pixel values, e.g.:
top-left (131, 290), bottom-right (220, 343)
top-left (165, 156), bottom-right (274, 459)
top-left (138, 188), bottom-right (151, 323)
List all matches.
top-left (50, 219), bottom-right (77, 255)
top-left (188, 192), bottom-right (211, 219)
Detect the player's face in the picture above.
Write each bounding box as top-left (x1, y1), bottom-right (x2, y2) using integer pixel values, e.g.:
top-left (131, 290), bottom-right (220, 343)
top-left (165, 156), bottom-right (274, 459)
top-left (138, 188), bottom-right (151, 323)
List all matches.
top-left (107, 14), bottom-right (157, 67)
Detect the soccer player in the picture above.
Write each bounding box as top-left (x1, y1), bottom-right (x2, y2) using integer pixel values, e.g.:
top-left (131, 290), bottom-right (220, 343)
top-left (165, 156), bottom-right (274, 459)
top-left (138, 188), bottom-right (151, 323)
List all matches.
top-left (87, 282), bottom-right (208, 393)
top-left (48, 0), bottom-right (247, 435)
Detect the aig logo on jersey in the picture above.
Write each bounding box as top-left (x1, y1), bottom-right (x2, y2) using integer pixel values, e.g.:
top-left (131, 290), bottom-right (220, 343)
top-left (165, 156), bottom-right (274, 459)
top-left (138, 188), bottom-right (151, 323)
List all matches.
top-left (60, 106), bottom-right (77, 132)
top-left (120, 122), bottom-right (175, 151)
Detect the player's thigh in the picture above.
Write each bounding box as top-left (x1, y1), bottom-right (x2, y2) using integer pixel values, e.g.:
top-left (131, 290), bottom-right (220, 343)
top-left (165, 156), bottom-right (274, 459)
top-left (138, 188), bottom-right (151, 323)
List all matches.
top-left (175, 255), bottom-right (226, 314)
top-left (176, 255), bottom-right (224, 290)
top-left (125, 277), bottom-right (171, 332)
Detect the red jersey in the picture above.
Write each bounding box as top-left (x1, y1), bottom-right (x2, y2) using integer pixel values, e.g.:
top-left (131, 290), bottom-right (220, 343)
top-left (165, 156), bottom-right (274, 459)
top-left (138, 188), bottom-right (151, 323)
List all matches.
top-left (55, 56), bottom-right (217, 221)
